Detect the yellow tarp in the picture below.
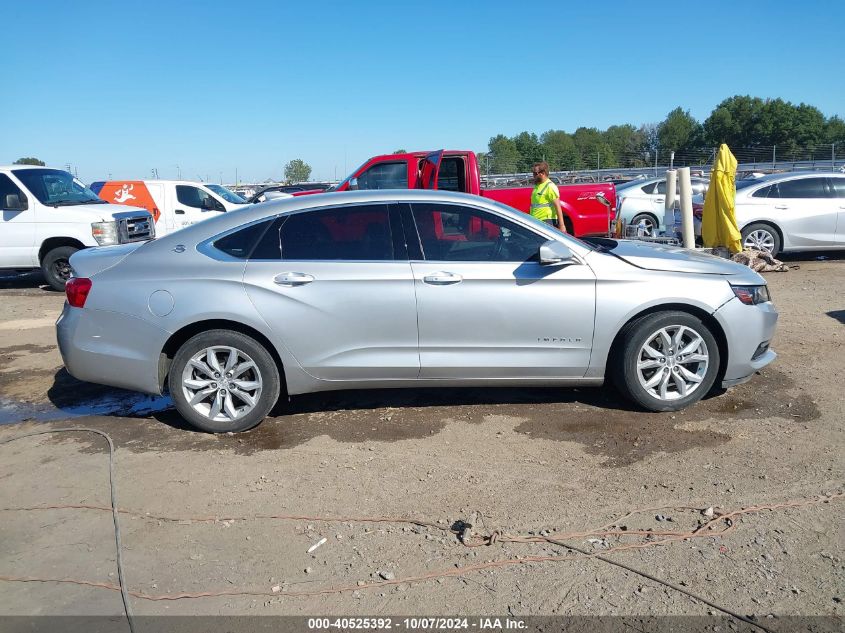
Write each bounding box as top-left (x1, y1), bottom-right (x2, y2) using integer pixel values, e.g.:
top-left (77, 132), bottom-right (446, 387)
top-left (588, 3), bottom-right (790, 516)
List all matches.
top-left (702, 144), bottom-right (742, 253)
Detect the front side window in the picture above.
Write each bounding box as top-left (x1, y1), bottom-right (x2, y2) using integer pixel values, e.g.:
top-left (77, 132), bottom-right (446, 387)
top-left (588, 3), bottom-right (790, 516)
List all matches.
top-left (177, 185), bottom-right (222, 210)
top-left (12, 168), bottom-right (104, 206)
top-left (356, 162), bottom-right (407, 190)
top-left (411, 203), bottom-right (546, 262)
top-left (0, 174), bottom-right (27, 209)
top-left (775, 178), bottom-right (830, 199)
top-left (252, 204), bottom-right (395, 261)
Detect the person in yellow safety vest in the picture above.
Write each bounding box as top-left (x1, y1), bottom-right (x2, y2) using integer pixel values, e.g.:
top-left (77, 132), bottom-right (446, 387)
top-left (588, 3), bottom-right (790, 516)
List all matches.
top-left (530, 162), bottom-right (566, 232)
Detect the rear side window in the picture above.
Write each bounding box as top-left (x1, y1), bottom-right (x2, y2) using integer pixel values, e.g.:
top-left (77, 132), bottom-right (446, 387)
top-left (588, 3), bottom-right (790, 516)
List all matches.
top-left (213, 219), bottom-right (273, 258)
top-left (774, 177), bottom-right (830, 199)
top-left (437, 156), bottom-right (466, 192)
top-left (828, 178), bottom-right (845, 198)
top-left (252, 204), bottom-right (395, 261)
top-left (0, 174), bottom-right (27, 209)
top-left (752, 185), bottom-right (775, 198)
top-left (640, 182), bottom-right (658, 194)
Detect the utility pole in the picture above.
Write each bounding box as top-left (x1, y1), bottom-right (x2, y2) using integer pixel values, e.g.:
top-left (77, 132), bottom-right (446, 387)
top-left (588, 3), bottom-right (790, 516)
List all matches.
top-left (670, 151), bottom-right (675, 170)
top-left (176, 165), bottom-right (181, 179)
top-left (235, 167), bottom-right (238, 185)
top-left (833, 143), bottom-right (836, 171)
top-left (654, 149), bottom-right (658, 176)
top-left (772, 145), bottom-right (776, 170)
top-left (597, 151), bottom-right (600, 172)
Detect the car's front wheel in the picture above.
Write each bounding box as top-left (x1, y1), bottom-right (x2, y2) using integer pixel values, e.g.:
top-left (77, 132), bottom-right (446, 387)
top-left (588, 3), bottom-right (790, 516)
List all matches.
top-left (741, 223), bottom-right (781, 257)
top-left (169, 329), bottom-right (281, 432)
top-left (614, 311), bottom-right (720, 412)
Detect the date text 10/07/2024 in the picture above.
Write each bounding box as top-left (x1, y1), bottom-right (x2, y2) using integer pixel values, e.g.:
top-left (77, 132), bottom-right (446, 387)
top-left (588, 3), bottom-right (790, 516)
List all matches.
top-left (307, 617), bottom-right (527, 630)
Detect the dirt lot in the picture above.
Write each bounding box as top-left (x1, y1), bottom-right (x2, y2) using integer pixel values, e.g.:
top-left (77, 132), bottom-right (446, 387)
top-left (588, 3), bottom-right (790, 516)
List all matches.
top-left (0, 254), bottom-right (843, 628)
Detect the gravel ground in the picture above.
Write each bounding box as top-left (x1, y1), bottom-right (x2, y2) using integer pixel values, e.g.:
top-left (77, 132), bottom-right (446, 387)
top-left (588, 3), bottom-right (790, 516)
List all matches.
top-left (0, 254), bottom-right (842, 628)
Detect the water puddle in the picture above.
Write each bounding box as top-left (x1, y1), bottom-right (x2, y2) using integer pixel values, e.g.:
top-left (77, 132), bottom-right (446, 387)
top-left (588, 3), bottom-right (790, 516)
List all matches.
top-left (0, 394), bottom-right (172, 425)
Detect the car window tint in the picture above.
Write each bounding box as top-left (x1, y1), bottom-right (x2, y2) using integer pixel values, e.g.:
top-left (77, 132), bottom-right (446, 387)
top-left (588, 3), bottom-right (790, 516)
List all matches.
top-left (252, 204), bottom-right (394, 261)
top-left (752, 185), bottom-right (774, 198)
top-left (775, 178), bottom-right (829, 199)
top-left (356, 162), bottom-right (407, 190)
top-left (213, 219), bottom-right (273, 259)
top-left (411, 203), bottom-right (546, 263)
top-left (829, 178), bottom-right (845, 198)
top-left (176, 185), bottom-right (214, 208)
top-left (0, 174), bottom-right (27, 208)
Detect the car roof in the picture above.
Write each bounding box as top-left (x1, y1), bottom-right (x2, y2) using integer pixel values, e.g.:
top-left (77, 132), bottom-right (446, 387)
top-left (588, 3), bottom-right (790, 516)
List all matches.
top-left (741, 171), bottom-right (844, 183)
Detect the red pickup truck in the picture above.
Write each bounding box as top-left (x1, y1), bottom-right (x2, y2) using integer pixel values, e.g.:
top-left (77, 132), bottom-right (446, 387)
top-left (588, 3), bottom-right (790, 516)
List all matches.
top-left (296, 150), bottom-right (616, 237)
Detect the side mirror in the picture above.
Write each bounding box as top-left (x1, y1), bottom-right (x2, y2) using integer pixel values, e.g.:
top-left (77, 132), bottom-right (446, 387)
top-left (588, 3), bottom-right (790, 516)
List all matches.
top-left (201, 197), bottom-right (217, 211)
top-left (348, 177), bottom-right (359, 191)
top-left (4, 193), bottom-right (24, 210)
top-left (539, 240), bottom-right (576, 265)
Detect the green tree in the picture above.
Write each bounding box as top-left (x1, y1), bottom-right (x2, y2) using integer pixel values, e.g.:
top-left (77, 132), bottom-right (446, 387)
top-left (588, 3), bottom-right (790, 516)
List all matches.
top-left (13, 157), bottom-right (45, 166)
top-left (487, 134), bottom-right (520, 173)
top-left (603, 124), bottom-right (647, 167)
top-left (540, 130), bottom-right (580, 170)
top-left (572, 127), bottom-right (616, 170)
top-left (392, 149), bottom-right (407, 154)
top-left (703, 95), bottom-right (765, 147)
top-left (512, 131), bottom-right (543, 171)
top-left (825, 116), bottom-right (845, 144)
top-left (283, 159), bottom-right (312, 184)
top-left (657, 107), bottom-right (701, 154)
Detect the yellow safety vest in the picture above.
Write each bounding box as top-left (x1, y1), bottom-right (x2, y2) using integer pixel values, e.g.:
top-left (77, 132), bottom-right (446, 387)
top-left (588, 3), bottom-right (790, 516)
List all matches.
top-left (530, 180), bottom-right (559, 221)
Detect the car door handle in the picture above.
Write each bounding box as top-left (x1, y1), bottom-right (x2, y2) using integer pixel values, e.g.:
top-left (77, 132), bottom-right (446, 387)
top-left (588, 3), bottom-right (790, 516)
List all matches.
top-left (423, 272), bottom-right (462, 285)
top-left (655, 198), bottom-right (665, 203)
top-left (774, 205), bottom-right (789, 210)
top-left (175, 209), bottom-right (185, 215)
top-left (274, 272), bottom-right (314, 286)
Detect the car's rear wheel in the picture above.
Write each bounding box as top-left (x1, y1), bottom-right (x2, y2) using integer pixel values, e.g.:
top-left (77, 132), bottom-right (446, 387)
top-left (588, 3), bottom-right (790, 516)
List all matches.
top-left (614, 311), bottom-right (720, 412)
top-left (741, 223), bottom-right (781, 257)
top-left (169, 330), bottom-right (280, 433)
top-left (630, 213), bottom-right (659, 237)
top-left (42, 246), bottom-right (79, 291)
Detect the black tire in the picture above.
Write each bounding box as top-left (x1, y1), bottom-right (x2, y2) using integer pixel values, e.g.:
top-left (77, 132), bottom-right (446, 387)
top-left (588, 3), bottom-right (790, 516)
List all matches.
top-left (741, 222), bottom-right (781, 258)
top-left (612, 311), bottom-right (720, 412)
top-left (630, 213), bottom-right (659, 236)
top-left (41, 246), bottom-right (79, 291)
top-left (168, 329), bottom-right (281, 433)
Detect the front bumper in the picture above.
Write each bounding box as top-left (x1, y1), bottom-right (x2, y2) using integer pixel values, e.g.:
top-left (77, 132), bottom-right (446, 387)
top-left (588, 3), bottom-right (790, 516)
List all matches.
top-left (714, 297), bottom-right (779, 388)
top-left (56, 303), bottom-right (170, 395)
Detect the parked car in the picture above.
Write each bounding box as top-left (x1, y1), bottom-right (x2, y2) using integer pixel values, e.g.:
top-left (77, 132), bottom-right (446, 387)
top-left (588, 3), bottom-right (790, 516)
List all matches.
top-left (247, 183), bottom-right (330, 203)
top-left (90, 180), bottom-right (250, 237)
top-left (0, 166), bottom-right (153, 290)
top-left (732, 172), bottom-right (845, 257)
top-left (616, 176), bottom-right (709, 236)
top-left (58, 190), bottom-right (777, 433)
top-left (294, 150), bottom-right (617, 237)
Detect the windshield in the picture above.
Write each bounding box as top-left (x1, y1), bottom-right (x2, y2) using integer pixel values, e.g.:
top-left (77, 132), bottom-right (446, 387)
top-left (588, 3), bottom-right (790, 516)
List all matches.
top-left (615, 178), bottom-right (651, 191)
top-left (12, 168), bottom-right (106, 206)
top-left (327, 160), bottom-right (369, 192)
top-left (206, 184), bottom-right (246, 204)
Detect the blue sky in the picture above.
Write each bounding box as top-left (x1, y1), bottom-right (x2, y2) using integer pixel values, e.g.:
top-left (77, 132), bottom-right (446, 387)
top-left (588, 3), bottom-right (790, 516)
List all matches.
top-left (4, 0), bottom-right (843, 184)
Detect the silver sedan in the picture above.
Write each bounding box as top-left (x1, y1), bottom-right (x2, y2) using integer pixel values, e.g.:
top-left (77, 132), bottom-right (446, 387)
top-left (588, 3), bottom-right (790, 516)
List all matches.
top-left (57, 190), bottom-right (778, 433)
top-left (734, 172), bottom-right (845, 257)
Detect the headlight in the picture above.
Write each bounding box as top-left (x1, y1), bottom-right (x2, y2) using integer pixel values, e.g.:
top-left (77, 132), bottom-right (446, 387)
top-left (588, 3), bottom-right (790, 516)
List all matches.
top-left (92, 221), bottom-right (118, 246)
top-left (731, 284), bottom-right (771, 305)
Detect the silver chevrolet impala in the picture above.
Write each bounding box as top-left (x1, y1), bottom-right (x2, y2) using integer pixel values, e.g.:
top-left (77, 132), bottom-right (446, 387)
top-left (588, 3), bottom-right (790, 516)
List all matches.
top-left (57, 190), bottom-right (778, 433)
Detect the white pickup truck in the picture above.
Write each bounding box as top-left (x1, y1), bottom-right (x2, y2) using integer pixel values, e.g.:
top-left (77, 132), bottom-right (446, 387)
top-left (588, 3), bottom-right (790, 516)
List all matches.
top-left (0, 166), bottom-right (154, 290)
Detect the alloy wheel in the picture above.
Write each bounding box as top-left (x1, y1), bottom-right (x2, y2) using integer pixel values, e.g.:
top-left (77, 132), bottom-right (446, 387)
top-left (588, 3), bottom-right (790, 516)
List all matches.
top-left (181, 346), bottom-right (263, 422)
top-left (636, 325), bottom-right (710, 401)
top-left (744, 229), bottom-right (775, 253)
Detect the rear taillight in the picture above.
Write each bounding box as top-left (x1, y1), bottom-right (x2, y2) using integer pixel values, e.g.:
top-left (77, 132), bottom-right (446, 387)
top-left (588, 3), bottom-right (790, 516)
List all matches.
top-left (66, 277), bottom-right (92, 308)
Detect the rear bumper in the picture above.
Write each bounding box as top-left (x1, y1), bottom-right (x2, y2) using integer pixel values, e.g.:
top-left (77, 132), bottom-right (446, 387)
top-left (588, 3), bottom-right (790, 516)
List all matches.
top-left (56, 303), bottom-right (169, 395)
top-left (714, 297), bottom-right (778, 387)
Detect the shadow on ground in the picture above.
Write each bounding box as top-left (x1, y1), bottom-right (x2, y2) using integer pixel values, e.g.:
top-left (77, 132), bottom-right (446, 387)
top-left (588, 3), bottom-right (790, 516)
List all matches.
top-left (826, 310), bottom-right (845, 325)
top-left (26, 364), bottom-right (820, 467)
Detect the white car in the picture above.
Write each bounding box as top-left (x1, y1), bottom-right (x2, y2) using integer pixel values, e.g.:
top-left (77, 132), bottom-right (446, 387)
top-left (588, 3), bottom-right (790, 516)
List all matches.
top-left (0, 166), bottom-right (153, 290)
top-left (733, 172), bottom-right (845, 257)
top-left (616, 176), bottom-right (709, 235)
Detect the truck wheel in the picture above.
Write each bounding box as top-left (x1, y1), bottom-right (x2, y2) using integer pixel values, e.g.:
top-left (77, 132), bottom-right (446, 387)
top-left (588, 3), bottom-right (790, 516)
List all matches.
top-left (168, 329), bottom-right (281, 433)
top-left (612, 311), bottom-right (720, 412)
top-left (41, 246), bottom-right (79, 291)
